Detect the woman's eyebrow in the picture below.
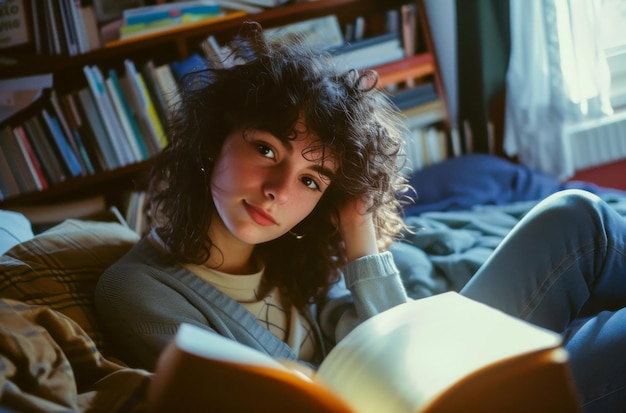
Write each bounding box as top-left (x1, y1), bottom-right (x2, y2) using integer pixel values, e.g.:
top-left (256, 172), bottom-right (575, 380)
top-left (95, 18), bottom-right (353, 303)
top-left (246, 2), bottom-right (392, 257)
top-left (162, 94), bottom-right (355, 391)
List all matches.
top-left (278, 134), bottom-right (335, 179)
top-left (311, 164), bottom-right (335, 180)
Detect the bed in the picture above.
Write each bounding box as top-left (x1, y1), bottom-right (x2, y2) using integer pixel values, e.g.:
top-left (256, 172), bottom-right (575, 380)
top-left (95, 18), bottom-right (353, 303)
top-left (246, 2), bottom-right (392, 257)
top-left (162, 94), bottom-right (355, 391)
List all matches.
top-left (392, 153), bottom-right (626, 298)
top-left (1, 153), bottom-right (625, 411)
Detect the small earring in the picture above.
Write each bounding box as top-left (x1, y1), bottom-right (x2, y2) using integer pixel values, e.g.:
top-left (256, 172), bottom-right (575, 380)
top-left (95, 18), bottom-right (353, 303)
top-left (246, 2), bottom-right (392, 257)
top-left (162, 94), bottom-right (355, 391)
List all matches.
top-left (288, 230), bottom-right (305, 240)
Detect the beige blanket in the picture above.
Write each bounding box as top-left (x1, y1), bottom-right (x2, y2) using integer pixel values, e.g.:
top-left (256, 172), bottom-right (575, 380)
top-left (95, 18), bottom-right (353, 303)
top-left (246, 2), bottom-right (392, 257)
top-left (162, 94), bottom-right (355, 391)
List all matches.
top-left (0, 298), bottom-right (151, 413)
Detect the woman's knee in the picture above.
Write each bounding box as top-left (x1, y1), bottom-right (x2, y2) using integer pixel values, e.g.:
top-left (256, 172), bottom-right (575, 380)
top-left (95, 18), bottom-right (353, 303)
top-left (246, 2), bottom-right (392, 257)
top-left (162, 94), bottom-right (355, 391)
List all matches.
top-left (526, 189), bottom-right (604, 226)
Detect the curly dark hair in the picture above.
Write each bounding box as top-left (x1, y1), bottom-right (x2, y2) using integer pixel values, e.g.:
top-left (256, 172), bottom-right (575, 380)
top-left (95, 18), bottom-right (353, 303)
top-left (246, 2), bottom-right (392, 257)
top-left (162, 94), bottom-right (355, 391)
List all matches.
top-left (147, 21), bottom-right (410, 311)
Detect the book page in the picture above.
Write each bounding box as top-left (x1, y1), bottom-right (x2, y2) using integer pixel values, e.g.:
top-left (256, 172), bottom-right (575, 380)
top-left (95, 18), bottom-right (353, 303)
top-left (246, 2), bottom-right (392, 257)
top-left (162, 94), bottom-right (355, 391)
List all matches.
top-left (316, 292), bottom-right (564, 413)
top-left (175, 323), bottom-right (289, 372)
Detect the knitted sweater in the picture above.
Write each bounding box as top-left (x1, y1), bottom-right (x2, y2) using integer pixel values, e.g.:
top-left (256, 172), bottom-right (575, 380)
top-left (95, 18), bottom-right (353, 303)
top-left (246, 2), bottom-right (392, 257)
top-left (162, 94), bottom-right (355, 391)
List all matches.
top-left (94, 237), bottom-right (408, 370)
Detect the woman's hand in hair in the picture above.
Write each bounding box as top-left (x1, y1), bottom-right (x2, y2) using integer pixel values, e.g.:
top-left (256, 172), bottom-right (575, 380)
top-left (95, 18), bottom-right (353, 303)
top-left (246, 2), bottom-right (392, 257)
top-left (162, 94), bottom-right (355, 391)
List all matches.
top-left (338, 195), bottom-right (379, 262)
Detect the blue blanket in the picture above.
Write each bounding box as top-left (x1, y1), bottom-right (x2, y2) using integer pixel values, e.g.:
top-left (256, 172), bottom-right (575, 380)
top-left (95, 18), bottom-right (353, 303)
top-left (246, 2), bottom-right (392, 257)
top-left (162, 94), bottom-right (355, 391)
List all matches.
top-left (402, 154), bottom-right (625, 215)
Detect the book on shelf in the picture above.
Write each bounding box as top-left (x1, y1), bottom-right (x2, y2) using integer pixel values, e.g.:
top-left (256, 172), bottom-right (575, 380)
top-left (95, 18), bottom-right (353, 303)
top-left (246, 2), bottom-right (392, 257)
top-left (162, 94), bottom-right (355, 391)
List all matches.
top-left (120, 10), bottom-right (225, 40)
top-left (49, 90), bottom-right (89, 176)
top-left (141, 60), bottom-right (170, 122)
top-left (0, 127), bottom-right (38, 194)
top-left (169, 53), bottom-right (210, 81)
top-left (22, 115), bottom-right (68, 185)
top-left (224, 0), bottom-right (289, 8)
top-left (67, 0), bottom-right (89, 54)
top-left (147, 292), bottom-right (581, 413)
top-left (42, 0), bottom-right (65, 55)
top-left (58, 92), bottom-right (103, 174)
top-left (57, 0), bottom-right (80, 56)
top-left (105, 69), bottom-right (148, 161)
top-left (83, 65), bottom-right (137, 166)
top-left (330, 32), bottom-right (405, 71)
top-left (12, 125), bottom-right (48, 191)
top-left (388, 82), bottom-right (438, 111)
top-left (123, 59), bottom-right (167, 153)
top-left (265, 15), bottom-right (345, 51)
top-left (122, 1), bottom-right (222, 26)
top-left (116, 1), bottom-right (256, 41)
top-left (75, 88), bottom-right (120, 170)
top-left (401, 124), bottom-right (450, 175)
top-left (154, 64), bottom-right (181, 110)
top-left (124, 190), bottom-right (149, 235)
top-left (401, 99), bottom-right (446, 131)
top-left (421, 127), bottom-right (448, 167)
top-left (211, 0), bottom-right (263, 13)
top-left (0, 146), bottom-right (20, 200)
top-left (202, 35), bottom-right (228, 69)
top-left (29, 0), bottom-right (45, 55)
top-left (40, 107), bottom-right (83, 179)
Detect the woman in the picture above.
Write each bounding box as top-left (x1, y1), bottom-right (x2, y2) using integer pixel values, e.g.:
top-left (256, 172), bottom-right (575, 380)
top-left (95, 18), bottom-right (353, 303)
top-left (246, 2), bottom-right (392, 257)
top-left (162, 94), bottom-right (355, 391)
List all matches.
top-left (95, 22), bottom-right (625, 412)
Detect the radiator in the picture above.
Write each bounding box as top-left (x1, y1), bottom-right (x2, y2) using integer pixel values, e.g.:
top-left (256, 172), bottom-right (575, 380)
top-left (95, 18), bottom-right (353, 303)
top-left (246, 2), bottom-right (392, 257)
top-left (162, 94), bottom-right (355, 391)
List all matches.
top-left (563, 110), bottom-right (626, 172)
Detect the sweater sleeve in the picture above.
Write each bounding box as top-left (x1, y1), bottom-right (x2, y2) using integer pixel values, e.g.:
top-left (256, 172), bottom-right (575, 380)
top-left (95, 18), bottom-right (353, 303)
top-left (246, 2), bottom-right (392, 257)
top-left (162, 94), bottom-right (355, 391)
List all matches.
top-left (318, 251), bottom-right (409, 345)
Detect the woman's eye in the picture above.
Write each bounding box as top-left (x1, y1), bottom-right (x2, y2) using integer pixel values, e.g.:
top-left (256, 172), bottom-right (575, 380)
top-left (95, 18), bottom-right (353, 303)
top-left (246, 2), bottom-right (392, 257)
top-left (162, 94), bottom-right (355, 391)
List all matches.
top-left (302, 177), bottom-right (320, 191)
top-left (257, 144), bottom-right (275, 159)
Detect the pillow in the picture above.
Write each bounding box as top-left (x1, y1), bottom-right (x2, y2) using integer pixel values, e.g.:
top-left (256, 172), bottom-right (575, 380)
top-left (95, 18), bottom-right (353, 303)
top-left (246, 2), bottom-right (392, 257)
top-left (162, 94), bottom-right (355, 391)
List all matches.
top-left (0, 219), bottom-right (140, 354)
top-left (0, 210), bottom-right (34, 255)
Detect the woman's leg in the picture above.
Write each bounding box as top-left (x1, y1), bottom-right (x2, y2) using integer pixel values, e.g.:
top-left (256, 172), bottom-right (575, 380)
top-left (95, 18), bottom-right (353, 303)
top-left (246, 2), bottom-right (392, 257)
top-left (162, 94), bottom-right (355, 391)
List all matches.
top-left (460, 189), bottom-right (626, 410)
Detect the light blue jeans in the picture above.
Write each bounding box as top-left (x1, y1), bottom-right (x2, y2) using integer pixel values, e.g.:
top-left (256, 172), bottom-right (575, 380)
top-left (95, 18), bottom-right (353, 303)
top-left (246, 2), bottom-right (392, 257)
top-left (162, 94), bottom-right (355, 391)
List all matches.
top-left (460, 189), bottom-right (626, 412)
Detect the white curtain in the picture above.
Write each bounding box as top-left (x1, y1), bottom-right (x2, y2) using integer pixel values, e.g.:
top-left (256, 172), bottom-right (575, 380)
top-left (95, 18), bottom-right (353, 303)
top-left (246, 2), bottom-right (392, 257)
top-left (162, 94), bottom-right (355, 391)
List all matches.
top-left (504, 0), bottom-right (613, 179)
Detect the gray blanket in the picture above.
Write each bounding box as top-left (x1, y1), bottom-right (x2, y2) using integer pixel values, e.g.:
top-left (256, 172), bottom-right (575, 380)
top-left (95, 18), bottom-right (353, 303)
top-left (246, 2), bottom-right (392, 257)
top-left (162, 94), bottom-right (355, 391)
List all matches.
top-left (391, 192), bottom-right (626, 299)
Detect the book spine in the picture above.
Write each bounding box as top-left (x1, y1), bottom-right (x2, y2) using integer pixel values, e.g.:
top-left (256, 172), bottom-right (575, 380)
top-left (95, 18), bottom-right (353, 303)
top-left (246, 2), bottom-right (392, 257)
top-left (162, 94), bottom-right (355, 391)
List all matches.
top-left (69, 0), bottom-right (90, 53)
top-left (105, 73), bottom-right (146, 161)
top-left (13, 125), bottom-right (49, 191)
top-left (29, 0), bottom-right (44, 55)
top-left (124, 59), bottom-right (167, 152)
top-left (0, 146), bottom-right (20, 199)
top-left (141, 60), bottom-right (169, 124)
top-left (43, 0), bottom-right (63, 55)
top-left (83, 65), bottom-right (136, 165)
top-left (76, 88), bottom-right (119, 170)
top-left (59, 92), bottom-right (98, 174)
top-left (154, 64), bottom-right (181, 110)
top-left (23, 116), bottom-right (68, 184)
top-left (58, 0), bottom-right (80, 56)
top-left (0, 127), bottom-right (36, 193)
top-left (50, 90), bottom-right (88, 176)
top-left (41, 108), bottom-right (83, 177)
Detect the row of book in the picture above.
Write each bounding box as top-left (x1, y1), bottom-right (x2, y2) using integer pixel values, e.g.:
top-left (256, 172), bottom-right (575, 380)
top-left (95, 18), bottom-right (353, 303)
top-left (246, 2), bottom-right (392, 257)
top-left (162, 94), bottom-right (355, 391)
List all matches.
top-left (0, 59), bottom-right (179, 201)
top-left (30, 0), bottom-right (102, 56)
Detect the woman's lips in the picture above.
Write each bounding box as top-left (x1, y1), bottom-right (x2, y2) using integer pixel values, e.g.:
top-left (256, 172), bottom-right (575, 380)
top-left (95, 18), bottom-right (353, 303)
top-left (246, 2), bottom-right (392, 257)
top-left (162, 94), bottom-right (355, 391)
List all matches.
top-left (243, 201), bottom-right (277, 226)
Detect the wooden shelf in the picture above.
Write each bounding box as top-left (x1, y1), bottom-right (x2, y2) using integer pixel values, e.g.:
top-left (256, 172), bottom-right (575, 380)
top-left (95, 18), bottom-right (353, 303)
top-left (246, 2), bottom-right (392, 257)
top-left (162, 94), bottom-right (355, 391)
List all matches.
top-left (0, 0), bottom-right (446, 211)
top-left (0, 160), bottom-right (152, 208)
top-left (374, 53), bottom-right (435, 88)
top-left (0, 0), bottom-right (400, 79)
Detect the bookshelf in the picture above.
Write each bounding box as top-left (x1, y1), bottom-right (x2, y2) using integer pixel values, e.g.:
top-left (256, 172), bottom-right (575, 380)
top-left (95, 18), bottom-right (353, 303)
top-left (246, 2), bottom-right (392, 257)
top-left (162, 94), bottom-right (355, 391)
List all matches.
top-left (0, 0), bottom-right (448, 220)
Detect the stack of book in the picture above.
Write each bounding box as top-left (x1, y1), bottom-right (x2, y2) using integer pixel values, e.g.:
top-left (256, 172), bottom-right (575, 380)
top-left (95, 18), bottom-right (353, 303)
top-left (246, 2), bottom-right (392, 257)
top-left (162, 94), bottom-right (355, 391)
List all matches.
top-left (118, 1), bottom-right (225, 40)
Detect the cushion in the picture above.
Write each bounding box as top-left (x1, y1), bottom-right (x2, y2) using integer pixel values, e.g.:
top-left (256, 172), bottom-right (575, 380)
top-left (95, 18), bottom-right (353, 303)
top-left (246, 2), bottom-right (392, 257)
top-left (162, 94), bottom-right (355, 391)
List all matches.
top-left (0, 210), bottom-right (34, 255)
top-left (0, 219), bottom-right (140, 354)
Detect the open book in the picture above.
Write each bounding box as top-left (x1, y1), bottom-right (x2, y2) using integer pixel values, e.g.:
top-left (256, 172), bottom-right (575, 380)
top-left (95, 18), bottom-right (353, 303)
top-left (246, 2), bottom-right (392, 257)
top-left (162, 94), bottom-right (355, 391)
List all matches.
top-left (146, 292), bottom-right (581, 412)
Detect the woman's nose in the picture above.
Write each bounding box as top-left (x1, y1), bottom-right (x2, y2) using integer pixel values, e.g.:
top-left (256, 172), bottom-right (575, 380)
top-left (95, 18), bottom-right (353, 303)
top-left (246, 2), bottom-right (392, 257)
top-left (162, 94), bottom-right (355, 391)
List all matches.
top-left (263, 170), bottom-right (291, 204)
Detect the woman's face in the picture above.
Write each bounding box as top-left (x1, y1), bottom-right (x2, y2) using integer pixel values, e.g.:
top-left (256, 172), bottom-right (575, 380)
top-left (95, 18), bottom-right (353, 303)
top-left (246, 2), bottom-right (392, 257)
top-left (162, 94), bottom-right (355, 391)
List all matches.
top-left (210, 126), bottom-right (337, 245)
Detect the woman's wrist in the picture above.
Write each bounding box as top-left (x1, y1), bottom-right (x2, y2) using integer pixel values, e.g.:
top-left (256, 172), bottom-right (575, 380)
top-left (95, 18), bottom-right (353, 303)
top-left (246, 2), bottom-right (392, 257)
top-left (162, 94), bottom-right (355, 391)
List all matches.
top-left (340, 214), bottom-right (379, 262)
